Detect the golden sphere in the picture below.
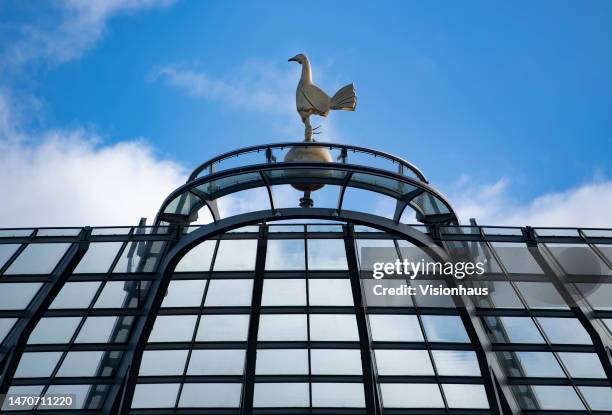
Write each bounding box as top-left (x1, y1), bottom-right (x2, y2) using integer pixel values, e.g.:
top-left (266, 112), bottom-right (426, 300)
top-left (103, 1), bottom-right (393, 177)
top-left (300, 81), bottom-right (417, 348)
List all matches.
top-left (283, 145), bottom-right (332, 191)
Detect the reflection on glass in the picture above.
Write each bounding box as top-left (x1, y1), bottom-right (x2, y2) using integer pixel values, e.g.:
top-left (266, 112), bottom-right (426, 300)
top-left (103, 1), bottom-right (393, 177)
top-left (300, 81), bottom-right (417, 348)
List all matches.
top-left (76, 316), bottom-right (124, 343)
top-left (131, 383), bottom-right (179, 408)
top-left (512, 385), bottom-right (584, 410)
top-left (375, 350), bottom-right (433, 375)
top-left (28, 317), bottom-right (81, 344)
top-left (50, 281), bottom-right (101, 309)
top-left (310, 314), bottom-right (359, 341)
top-left (256, 349), bottom-right (308, 375)
top-left (265, 239), bottom-right (305, 270)
top-left (514, 282), bottom-right (568, 310)
top-left (307, 239), bottom-right (347, 270)
top-left (175, 240), bottom-right (215, 272)
top-left (471, 281), bottom-right (524, 309)
top-left (369, 315), bottom-right (423, 342)
top-left (14, 352), bottom-right (62, 378)
top-left (204, 279), bottom-right (253, 307)
top-left (179, 383), bottom-right (242, 408)
top-left (547, 244), bottom-right (611, 275)
top-left (311, 383), bottom-right (365, 407)
top-left (309, 279), bottom-right (353, 306)
top-left (196, 315), bottom-right (249, 341)
top-left (432, 350), bottom-right (480, 376)
top-left (576, 283), bottom-right (612, 311)
top-left (483, 317), bottom-right (544, 344)
top-left (421, 315), bottom-right (469, 343)
top-left (214, 240), bottom-right (257, 271)
top-left (73, 242), bottom-right (123, 273)
top-left (139, 350), bottom-right (188, 376)
top-left (498, 352), bottom-right (564, 377)
top-left (258, 314), bottom-right (307, 341)
top-left (187, 350), bottom-right (245, 375)
top-left (94, 281), bottom-right (142, 309)
top-left (253, 383), bottom-right (309, 407)
top-left (442, 384), bottom-right (489, 409)
top-left (537, 317), bottom-right (591, 344)
top-left (261, 279), bottom-right (306, 306)
top-left (381, 383), bottom-right (443, 408)
top-left (4, 243), bottom-right (70, 275)
top-left (113, 241), bottom-right (165, 273)
top-left (56, 351), bottom-right (105, 377)
top-left (311, 349), bottom-right (362, 375)
top-left (559, 353), bottom-right (606, 378)
top-left (148, 315), bottom-right (197, 342)
top-left (490, 243), bottom-right (543, 274)
top-left (0, 283), bottom-right (42, 310)
top-left (162, 280), bottom-right (206, 307)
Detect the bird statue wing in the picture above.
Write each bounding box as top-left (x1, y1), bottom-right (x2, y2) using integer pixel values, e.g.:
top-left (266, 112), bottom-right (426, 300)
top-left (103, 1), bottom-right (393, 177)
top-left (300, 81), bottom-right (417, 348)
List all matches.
top-left (300, 83), bottom-right (331, 115)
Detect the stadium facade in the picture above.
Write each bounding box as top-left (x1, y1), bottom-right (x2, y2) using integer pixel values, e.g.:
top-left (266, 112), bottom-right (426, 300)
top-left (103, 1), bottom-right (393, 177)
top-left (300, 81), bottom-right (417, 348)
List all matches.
top-left (0, 141), bottom-right (611, 414)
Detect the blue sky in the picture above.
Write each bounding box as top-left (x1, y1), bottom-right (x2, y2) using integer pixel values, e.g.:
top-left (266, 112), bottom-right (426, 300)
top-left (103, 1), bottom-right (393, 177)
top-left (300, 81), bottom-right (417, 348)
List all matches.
top-left (1, 1), bottom-right (611, 227)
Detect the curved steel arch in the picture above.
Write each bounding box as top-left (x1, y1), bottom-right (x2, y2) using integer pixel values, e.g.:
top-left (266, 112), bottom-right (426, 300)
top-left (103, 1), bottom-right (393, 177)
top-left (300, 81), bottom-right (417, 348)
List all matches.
top-left (114, 208), bottom-right (504, 414)
top-left (187, 141), bottom-right (429, 183)
top-left (156, 162), bottom-right (458, 226)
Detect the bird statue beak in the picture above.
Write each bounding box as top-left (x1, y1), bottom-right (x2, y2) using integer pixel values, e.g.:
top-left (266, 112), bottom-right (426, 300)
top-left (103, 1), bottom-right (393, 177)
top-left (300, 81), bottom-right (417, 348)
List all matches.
top-left (288, 56), bottom-right (298, 62)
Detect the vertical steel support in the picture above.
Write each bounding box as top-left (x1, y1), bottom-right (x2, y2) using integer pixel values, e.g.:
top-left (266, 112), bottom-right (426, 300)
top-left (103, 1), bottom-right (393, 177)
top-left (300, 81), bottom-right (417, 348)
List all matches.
top-left (241, 225), bottom-right (268, 414)
top-left (343, 224), bottom-right (380, 415)
top-left (0, 228), bottom-right (90, 395)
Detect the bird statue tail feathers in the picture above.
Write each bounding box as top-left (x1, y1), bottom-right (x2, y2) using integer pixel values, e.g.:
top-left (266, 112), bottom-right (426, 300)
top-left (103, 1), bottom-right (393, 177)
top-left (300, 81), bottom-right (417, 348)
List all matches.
top-left (330, 83), bottom-right (357, 111)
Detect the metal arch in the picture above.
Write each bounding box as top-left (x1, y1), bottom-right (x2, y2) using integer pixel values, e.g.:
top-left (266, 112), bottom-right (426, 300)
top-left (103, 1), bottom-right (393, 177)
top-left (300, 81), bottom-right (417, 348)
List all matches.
top-left (156, 162), bottom-right (458, 226)
top-left (114, 208), bottom-right (503, 414)
top-left (187, 141), bottom-right (429, 183)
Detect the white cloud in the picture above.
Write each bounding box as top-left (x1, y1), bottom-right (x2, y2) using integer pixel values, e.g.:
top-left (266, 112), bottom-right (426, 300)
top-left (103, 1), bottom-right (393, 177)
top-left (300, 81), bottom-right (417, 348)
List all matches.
top-left (151, 60), bottom-right (345, 141)
top-left (1, 0), bottom-right (175, 70)
top-left (450, 176), bottom-right (612, 228)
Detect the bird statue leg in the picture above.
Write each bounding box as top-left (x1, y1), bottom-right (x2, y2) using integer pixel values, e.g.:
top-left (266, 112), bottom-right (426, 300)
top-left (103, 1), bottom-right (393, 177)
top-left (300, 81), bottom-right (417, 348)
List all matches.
top-left (303, 116), bottom-right (313, 142)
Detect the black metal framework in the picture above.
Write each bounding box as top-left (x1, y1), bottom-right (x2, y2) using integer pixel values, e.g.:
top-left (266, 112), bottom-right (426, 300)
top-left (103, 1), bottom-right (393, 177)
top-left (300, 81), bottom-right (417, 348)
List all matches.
top-left (0, 142), bottom-right (611, 414)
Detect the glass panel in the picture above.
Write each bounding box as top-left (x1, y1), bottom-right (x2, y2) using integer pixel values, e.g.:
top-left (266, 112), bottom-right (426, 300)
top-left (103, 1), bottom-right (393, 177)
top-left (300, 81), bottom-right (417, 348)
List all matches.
top-left (413, 280), bottom-right (455, 308)
top-left (91, 227), bottom-right (131, 235)
top-left (76, 316), bottom-right (124, 343)
top-left (0, 229), bottom-right (33, 237)
top-left (310, 314), bottom-right (359, 341)
top-left (113, 241), bottom-right (165, 273)
top-left (0, 244), bottom-right (20, 269)
top-left (547, 243), bottom-right (611, 275)
top-left (558, 352), bottom-right (606, 378)
top-left (0, 283), bottom-right (42, 310)
top-left (56, 351), bottom-right (105, 377)
top-left (28, 317), bottom-right (81, 344)
top-left (0, 318), bottom-right (17, 342)
top-left (261, 279), bottom-right (306, 306)
top-left (175, 240), bottom-right (215, 272)
top-left (73, 242), bottom-right (123, 273)
top-left (514, 282), bottom-right (568, 310)
top-left (356, 239), bottom-right (397, 270)
top-left (442, 384), bottom-right (489, 409)
top-left (309, 279), bottom-right (353, 306)
top-left (162, 280), bottom-right (207, 307)
top-left (139, 350), bottom-right (188, 376)
top-left (307, 239), bottom-right (347, 270)
top-left (432, 350), bottom-right (480, 376)
top-left (196, 315), bottom-right (249, 341)
top-left (576, 283), bottom-right (612, 310)
top-left (375, 349), bottom-right (433, 375)
top-left (148, 315), bottom-right (197, 342)
top-left (497, 352), bottom-right (564, 377)
top-left (49, 281), bottom-right (101, 309)
top-left (187, 349), bottom-right (245, 375)
top-left (94, 281), bottom-right (141, 308)
top-left (362, 279), bottom-right (414, 307)
top-left (381, 383), bottom-right (444, 408)
top-left (512, 385), bottom-right (584, 410)
top-left (369, 315), bottom-right (424, 342)
top-left (37, 228), bottom-right (81, 236)
top-left (14, 352), bottom-right (62, 377)
top-left (213, 239), bottom-right (257, 271)
top-left (44, 385), bottom-right (96, 410)
top-left (179, 383), bottom-right (242, 408)
top-left (256, 349), bottom-right (309, 375)
top-left (311, 349), bottom-right (362, 375)
top-left (1, 386), bottom-right (44, 411)
top-left (204, 279), bottom-right (253, 307)
top-left (421, 315), bottom-right (470, 343)
top-left (490, 242), bottom-right (543, 274)
top-left (266, 239), bottom-right (305, 270)
top-left (253, 383), bottom-right (309, 407)
top-left (483, 316), bottom-right (545, 343)
top-left (131, 383), bottom-right (180, 408)
top-left (4, 243), bottom-right (70, 275)
top-left (258, 314), bottom-right (307, 341)
top-left (471, 281), bottom-right (524, 308)
top-left (579, 386), bottom-right (612, 410)
top-left (311, 383), bottom-right (365, 407)
top-left (537, 317), bottom-right (591, 344)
